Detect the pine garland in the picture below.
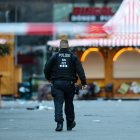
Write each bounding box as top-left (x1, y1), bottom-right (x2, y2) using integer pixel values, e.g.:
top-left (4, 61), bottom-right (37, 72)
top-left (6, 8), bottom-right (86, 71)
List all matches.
top-left (0, 44), bottom-right (10, 56)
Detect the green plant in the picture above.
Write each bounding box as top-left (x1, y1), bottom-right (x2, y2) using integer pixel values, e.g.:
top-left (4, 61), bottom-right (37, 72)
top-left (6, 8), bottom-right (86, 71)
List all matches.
top-left (0, 44), bottom-right (10, 56)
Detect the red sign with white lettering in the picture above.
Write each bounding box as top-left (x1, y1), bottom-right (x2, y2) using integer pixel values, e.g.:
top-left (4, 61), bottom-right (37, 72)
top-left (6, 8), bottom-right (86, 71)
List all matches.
top-left (72, 7), bottom-right (114, 15)
top-left (70, 7), bottom-right (114, 22)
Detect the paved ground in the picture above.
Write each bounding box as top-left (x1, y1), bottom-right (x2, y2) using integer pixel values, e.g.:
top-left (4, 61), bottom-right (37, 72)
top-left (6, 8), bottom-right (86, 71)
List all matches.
top-left (0, 99), bottom-right (140, 140)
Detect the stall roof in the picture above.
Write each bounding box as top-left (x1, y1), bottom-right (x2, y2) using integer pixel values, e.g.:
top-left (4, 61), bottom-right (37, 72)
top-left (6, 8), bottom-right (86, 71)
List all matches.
top-left (48, 0), bottom-right (140, 47)
top-left (47, 37), bottom-right (140, 48)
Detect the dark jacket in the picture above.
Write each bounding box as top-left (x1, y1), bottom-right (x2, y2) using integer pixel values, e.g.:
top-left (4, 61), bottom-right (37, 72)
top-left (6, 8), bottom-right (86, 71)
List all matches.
top-left (44, 48), bottom-right (86, 85)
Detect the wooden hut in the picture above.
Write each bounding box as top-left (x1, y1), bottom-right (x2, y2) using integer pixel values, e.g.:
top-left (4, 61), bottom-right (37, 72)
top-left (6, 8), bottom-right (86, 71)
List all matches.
top-left (0, 34), bottom-right (22, 96)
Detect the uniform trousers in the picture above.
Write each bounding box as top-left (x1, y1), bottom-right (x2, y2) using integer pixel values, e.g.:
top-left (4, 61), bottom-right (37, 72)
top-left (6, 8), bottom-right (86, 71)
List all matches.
top-left (51, 80), bottom-right (75, 125)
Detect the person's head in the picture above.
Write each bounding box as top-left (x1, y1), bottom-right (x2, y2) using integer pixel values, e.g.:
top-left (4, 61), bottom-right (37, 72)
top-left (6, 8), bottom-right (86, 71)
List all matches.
top-left (60, 39), bottom-right (69, 49)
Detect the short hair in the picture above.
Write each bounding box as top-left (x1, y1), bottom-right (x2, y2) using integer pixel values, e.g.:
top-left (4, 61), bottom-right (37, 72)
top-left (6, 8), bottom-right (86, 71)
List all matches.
top-left (60, 39), bottom-right (68, 44)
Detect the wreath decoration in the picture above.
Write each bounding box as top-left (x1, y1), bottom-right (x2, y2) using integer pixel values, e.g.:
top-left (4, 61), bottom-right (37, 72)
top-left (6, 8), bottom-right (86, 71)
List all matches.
top-left (0, 43), bottom-right (10, 56)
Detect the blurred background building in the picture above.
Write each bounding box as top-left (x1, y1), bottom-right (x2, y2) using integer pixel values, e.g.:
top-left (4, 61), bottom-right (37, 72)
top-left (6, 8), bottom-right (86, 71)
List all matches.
top-left (2, 0), bottom-right (140, 100)
top-left (0, 0), bottom-right (122, 78)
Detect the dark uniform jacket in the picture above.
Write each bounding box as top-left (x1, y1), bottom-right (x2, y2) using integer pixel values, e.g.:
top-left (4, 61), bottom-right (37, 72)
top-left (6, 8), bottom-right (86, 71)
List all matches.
top-left (44, 48), bottom-right (86, 85)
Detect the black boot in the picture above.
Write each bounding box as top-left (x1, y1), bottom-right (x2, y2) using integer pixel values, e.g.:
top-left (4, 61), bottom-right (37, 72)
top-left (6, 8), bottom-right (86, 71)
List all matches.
top-left (55, 123), bottom-right (63, 131)
top-left (67, 121), bottom-right (76, 131)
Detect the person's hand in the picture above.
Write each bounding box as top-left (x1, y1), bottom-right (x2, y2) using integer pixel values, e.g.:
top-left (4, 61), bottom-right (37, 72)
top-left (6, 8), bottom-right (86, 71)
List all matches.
top-left (82, 85), bottom-right (87, 90)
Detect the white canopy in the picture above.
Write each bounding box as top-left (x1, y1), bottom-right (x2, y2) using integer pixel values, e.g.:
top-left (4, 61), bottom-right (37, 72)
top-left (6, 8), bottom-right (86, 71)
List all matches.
top-left (104, 0), bottom-right (140, 34)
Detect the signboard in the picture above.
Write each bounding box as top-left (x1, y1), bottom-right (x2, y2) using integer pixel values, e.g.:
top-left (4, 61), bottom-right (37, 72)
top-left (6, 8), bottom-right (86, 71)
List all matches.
top-left (69, 7), bottom-right (114, 22)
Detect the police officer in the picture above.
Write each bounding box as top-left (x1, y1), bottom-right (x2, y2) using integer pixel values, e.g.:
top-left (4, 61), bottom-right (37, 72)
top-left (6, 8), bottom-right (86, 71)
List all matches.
top-left (44, 39), bottom-right (87, 131)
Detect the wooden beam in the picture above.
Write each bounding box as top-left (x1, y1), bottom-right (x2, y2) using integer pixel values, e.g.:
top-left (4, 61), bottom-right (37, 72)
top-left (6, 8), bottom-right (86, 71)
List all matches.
top-left (0, 74), bottom-right (2, 108)
top-left (103, 48), bottom-right (114, 98)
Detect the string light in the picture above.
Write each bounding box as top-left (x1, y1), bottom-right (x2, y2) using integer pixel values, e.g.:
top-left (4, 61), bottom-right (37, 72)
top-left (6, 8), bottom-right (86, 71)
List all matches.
top-left (113, 48), bottom-right (140, 61)
top-left (81, 48), bottom-right (99, 62)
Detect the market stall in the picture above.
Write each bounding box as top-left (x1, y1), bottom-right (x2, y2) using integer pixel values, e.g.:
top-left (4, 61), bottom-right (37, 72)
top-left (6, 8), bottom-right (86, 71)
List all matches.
top-left (0, 34), bottom-right (22, 97)
top-left (48, 0), bottom-right (140, 99)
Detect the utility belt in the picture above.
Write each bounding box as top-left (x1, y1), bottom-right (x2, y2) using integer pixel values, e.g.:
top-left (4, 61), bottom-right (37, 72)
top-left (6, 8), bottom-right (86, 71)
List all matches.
top-left (52, 79), bottom-right (79, 95)
top-left (52, 79), bottom-right (75, 85)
